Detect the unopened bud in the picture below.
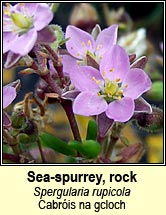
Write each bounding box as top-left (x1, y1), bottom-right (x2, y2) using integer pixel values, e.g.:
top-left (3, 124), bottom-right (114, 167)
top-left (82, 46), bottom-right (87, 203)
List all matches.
top-left (133, 107), bottom-right (163, 132)
top-left (70, 3), bottom-right (99, 33)
top-left (11, 111), bottom-right (27, 129)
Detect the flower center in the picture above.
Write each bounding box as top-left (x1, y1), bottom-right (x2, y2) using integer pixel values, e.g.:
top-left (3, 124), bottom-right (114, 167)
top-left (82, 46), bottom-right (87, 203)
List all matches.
top-left (11, 13), bottom-right (33, 30)
top-left (92, 76), bottom-right (126, 102)
top-left (3, 3), bottom-right (33, 35)
top-left (104, 81), bottom-right (118, 96)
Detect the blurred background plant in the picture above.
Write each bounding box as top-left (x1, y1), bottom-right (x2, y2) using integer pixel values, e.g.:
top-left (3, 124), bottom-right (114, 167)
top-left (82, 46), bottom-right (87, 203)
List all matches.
top-left (3, 2), bottom-right (164, 163)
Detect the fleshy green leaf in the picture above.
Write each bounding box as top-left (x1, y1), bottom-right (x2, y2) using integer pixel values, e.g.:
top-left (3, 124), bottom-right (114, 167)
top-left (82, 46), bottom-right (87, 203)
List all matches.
top-left (79, 140), bottom-right (101, 159)
top-left (39, 132), bottom-right (77, 157)
top-left (86, 119), bottom-right (97, 140)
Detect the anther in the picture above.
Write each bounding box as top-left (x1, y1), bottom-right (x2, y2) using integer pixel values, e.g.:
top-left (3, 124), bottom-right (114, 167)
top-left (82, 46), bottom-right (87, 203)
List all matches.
top-left (109, 68), bottom-right (115, 72)
top-left (5, 3), bottom-right (11, 7)
top-left (116, 78), bottom-right (121, 83)
top-left (87, 40), bottom-right (91, 46)
top-left (102, 71), bottom-right (106, 76)
top-left (124, 84), bottom-right (128, 88)
top-left (81, 42), bottom-right (85, 47)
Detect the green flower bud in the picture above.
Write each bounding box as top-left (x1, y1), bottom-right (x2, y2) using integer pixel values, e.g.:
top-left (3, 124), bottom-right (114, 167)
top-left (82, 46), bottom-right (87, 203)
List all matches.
top-left (11, 111), bottom-right (27, 129)
top-left (17, 133), bottom-right (30, 144)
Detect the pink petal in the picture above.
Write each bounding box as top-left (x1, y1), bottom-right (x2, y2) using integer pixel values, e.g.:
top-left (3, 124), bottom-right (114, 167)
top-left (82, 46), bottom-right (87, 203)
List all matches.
top-left (33, 3), bottom-right (53, 31)
top-left (100, 45), bottom-right (130, 81)
top-left (123, 68), bottom-right (152, 99)
top-left (106, 97), bottom-right (134, 122)
top-left (95, 24), bottom-right (118, 57)
top-left (70, 65), bottom-right (103, 92)
top-left (23, 3), bottom-right (38, 15)
top-left (3, 86), bottom-right (16, 109)
top-left (10, 28), bottom-right (37, 55)
top-left (61, 54), bottom-right (78, 75)
top-left (65, 25), bottom-right (95, 58)
top-left (73, 92), bottom-right (107, 116)
top-left (3, 32), bottom-right (17, 53)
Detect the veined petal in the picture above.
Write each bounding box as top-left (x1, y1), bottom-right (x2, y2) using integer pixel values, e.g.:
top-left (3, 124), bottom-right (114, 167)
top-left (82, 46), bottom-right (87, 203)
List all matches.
top-left (23, 3), bottom-right (38, 16)
top-left (73, 91), bottom-right (107, 116)
top-left (123, 68), bottom-right (152, 99)
top-left (65, 25), bottom-right (95, 58)
top-left (3, 32), bottom-right (17, 53)
top-left (33, 3), bottom-right (53, 31)
top-left (61, 54), bottom-right (78, 75)
top-left (95, 24), bottom-right (118, 58)
top-left (134, 97), bottom-right (152, 113)
top-left (70, 65), bottom-right (103, 92)
top-left (106, 97), bottom-right (134, 122)
top-left (10, 28), bottom-right (37, 55)
top-left (100, 45), bottom-right (130, 81)
top-left (3, 86), bottom-right (16, 109)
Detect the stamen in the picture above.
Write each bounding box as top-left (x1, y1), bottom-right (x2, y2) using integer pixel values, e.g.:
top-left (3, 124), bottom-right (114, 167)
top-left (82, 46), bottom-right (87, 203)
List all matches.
top-left (81, 42), bottom-right (85, 47)
top-left (97, 92), bottom-right (101, 97)
top-left (96, 44), bottom-right (102, 51)
top-left (102, 71), bottom-right (106, 76)
top-left (92, 76), bottom-right (101, 85)
top-left (116, 78), bottom-right (121, 83)
top-left (118, 91), bottom-right (123, 95)
top-left (76, 53), bottom-right (80, 56)
top-left (19, 3), bottom-right (25, 6)
top-left (109, 68), bottom-right (115, 72)
top-left (124, 84), bottom-right (128, 88)
top-left (5, 3), bottom-right (11, 7)
top-left (87, 40), bottom-right (91, 46)
top-left (4, 8), bottom-right (11, 16)
top-left (96, 80), bottom-right (101, 84)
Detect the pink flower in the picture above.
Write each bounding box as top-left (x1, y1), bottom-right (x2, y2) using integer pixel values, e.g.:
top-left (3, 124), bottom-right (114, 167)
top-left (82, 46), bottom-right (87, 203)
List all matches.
top-left (3, 3), bottom-right (55, 56)
top-left (3, 81), bottom-right (19, 127)
top-left (70, 45), bottom-right (152, 122)
top-left (65, 24), bottom-right (118, 65)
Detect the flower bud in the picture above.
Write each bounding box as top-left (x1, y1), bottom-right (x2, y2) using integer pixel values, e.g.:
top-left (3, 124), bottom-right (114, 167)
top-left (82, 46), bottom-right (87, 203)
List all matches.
top-left (70, 3), bottom-right (99, 33)
top-left (133, 107), bottom-right (163, 132)
top-left (17, 133), bottom-right (30, 144)
top-left (11, 111), bottom-right (27, 129)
